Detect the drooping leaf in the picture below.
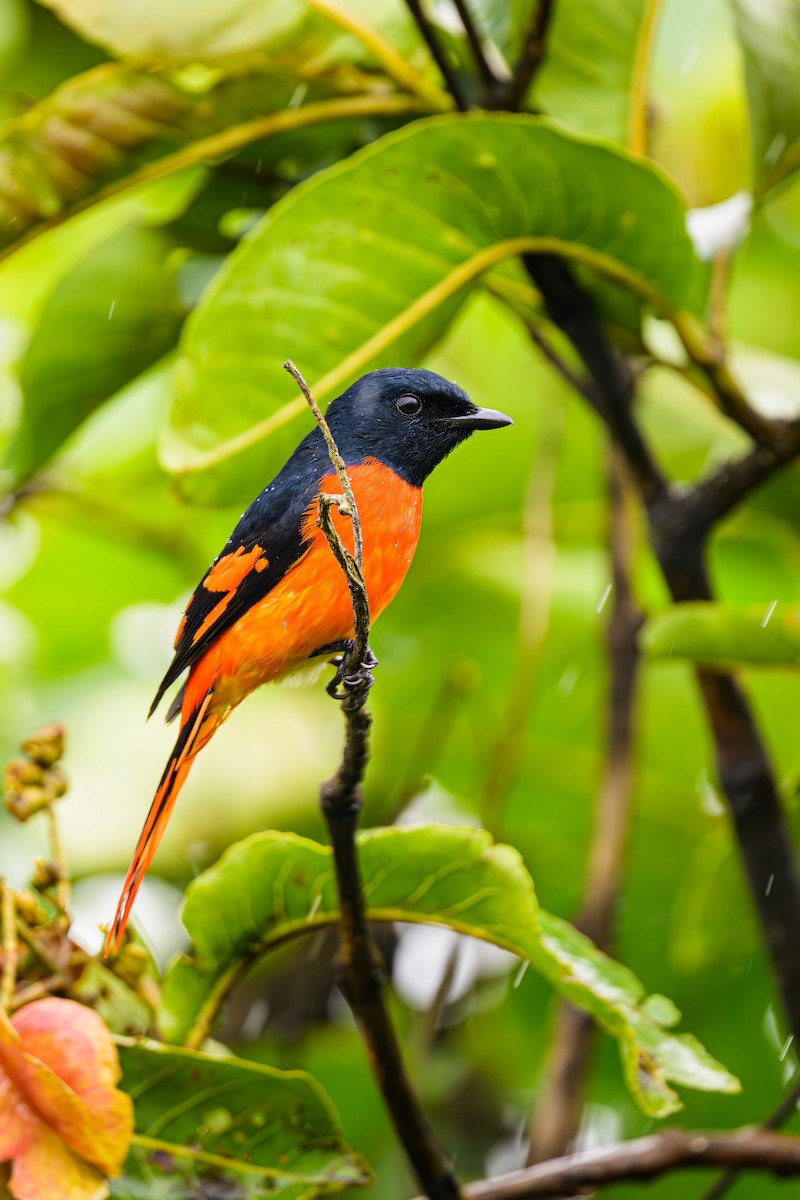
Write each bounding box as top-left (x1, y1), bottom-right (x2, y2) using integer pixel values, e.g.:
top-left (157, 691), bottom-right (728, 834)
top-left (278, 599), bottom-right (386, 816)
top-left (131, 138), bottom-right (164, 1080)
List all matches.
top-left (0, 57), bottom-right (433, 258)
top-left (167, 113), bottom-right (707, 504)
top-left (732, 0), bottom-right (800, 194)
top-left (9, 226), bottom-right (183, 483)
top-left (160, 826), bottom-right (740, 1117)
top-left (114, 1039), bottom-right (369, 1195)
top-left (642, 600), bottom-right (800, 668)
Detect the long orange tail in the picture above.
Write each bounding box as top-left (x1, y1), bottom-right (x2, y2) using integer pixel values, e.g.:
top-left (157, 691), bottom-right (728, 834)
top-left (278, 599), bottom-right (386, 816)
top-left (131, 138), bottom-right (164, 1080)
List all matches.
top-left (104, 689), bottom-right (215, 957)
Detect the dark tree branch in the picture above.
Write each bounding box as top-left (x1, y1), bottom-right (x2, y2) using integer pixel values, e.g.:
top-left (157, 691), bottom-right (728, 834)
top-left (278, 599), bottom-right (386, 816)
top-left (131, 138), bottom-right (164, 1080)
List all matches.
top-left (495, 0), bottom-right (555, 110)
top-left (451, 0), bottom-right (497, 90)
top-left (518, 246), bottom-right (800, 1054)
top-left (527, 450), bottom-right (643, 1166)
top-left (523, 253), bottom-right (668, 505)
top-left (404, 0), bottom-right (471, 111)
top-left (285, 362), bottom-right (463, 1200)
top-left (411, 1129), bottom-right (800, 1200)
top-left (681, 427), bottom-right (800, 531)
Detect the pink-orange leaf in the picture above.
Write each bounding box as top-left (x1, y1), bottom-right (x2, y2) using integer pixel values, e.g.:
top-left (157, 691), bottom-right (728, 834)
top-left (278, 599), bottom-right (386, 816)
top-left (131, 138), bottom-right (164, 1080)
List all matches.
top-left (0, 998), bottom-right (133, 1200)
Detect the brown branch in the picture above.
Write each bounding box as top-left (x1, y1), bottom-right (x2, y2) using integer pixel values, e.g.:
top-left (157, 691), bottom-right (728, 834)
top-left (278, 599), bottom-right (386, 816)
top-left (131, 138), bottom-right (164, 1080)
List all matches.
top-left (700, 1078), bottom-right (800, 1200)
top-left (411, 1129), bottom-right (800, 1200)
top-left (286, 362), bottom-right (463, 1200)
top-left (404, 0), bottom-right (470, 111)
top-left (527, 450), bottom-right (642, 1165)
top-left (498, 0), bottom-right (555, 110)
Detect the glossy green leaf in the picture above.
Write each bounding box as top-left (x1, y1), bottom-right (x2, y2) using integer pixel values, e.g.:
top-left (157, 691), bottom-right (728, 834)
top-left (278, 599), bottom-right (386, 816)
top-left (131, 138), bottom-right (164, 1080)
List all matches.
top-left (115, 1038), bottom-right (370, 1194)
top-left (38, 0), bottom-right (425, 74)
top-left (642, 600), bottom-right (800, 668)
top-left (168, 113), bottom-right (706, 504)
top-left (0, 57), bottom-right (430, 257)
top-left (732, 0), bottom-right (800, 194)
top-left (533, 0), bottom-right (657, 145)
top-left (8, 227), bottom-right (183, 483)
top-left (160, 826), bottom-right (740, 1117)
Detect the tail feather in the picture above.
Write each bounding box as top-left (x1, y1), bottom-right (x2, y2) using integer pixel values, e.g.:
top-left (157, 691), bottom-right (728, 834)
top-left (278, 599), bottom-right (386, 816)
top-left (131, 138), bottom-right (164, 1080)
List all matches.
top-left (104, 689), bottom-right (214, 957)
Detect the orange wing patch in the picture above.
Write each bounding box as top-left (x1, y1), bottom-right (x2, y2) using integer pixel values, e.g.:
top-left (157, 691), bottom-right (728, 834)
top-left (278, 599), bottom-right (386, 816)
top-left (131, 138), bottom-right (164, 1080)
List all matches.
top-left (193, 592), bottom-right (235, 644)
top-left (204, 545), bottom-right (268, 592)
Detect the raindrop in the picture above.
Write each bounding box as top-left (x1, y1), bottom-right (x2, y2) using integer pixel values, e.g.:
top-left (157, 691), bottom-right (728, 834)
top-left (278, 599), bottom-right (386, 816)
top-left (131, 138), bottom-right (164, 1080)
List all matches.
top-left (780, 1034), bottom-right (794, 1062)
top-left (762, 600), bottom-right (777, 628)
top-left (108, 300), bottom-right (116, 319)
top-left (513, 960), bottom-right (529, 988)
top-left (766, 874), bottom-right (775, 897)
top-left (596, 583), bottom-right (613, 614)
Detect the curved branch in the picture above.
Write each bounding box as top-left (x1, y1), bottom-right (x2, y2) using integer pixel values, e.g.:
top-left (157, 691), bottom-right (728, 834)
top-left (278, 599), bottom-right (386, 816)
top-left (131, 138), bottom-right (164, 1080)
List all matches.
top-left (285, 362), bottom-right (463, 1200)
top-left (411, 1130), bottom-right (800, 1200)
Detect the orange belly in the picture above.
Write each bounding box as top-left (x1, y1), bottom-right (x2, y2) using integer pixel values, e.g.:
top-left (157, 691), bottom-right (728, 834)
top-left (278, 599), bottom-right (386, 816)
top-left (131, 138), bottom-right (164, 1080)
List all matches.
top-left (185, 459), bottom-right (422, 717)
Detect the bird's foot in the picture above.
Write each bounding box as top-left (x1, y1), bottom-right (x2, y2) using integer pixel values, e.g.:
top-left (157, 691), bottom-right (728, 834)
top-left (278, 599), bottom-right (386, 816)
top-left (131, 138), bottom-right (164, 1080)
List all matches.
top-left (323, 641), bottom-right (378, 700)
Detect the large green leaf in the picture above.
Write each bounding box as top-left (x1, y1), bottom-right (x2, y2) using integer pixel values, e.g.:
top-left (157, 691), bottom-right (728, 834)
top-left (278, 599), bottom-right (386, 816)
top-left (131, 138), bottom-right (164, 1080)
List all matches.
top-left (732, 0), bottom-right (800, 194)
top-left (114, 1038), bottom-right (370, 1196)
top-left (160, 825), bottom-right (739, 1118)
top-left (0, 58), bottom-right (432, 258)
top-left (167, 113), bottom-right (706, 504)
top-left (642, 600), bottom-right (800, 668)
top-left (8, 226), bottom-right (183, 483)
top-left (38, 0), bottom-right (426, 76)
top-left (533, 0), bottom-right (659, 146)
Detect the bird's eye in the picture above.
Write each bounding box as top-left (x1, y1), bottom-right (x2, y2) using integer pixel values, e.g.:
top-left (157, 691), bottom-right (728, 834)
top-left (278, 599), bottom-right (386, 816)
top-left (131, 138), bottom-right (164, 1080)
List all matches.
top-left (396, 394), bottom-right (421, 416)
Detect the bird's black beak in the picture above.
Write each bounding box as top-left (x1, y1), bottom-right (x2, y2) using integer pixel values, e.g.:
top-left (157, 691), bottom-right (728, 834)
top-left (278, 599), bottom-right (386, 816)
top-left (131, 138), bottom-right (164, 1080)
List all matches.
top-left (437, 407), bottom-right (514, 431)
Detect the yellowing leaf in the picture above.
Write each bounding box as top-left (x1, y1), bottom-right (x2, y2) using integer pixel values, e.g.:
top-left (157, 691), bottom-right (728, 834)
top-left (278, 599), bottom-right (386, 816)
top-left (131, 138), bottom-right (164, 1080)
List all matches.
top-left (0, 999), bottom-right (133, 1200)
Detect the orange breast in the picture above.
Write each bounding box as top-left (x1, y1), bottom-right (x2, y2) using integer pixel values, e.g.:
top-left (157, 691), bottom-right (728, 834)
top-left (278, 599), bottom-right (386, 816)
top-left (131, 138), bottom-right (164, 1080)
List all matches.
top-left (191, 459), bottom-right (422, 713)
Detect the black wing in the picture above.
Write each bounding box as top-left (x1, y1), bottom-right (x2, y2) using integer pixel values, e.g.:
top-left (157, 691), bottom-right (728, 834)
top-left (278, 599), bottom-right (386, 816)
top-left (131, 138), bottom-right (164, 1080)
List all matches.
top-left (150, 442), bottom-right (323, 719)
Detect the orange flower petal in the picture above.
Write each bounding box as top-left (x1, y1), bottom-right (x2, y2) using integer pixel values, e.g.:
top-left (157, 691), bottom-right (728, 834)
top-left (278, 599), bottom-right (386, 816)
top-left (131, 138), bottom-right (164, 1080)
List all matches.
top-left (0, 1069), bottom-right (37, 1159)
top-left (0, 1002), bottom-right (132, 1178)
top-left (8, 1124), bottom-right (109, 1200)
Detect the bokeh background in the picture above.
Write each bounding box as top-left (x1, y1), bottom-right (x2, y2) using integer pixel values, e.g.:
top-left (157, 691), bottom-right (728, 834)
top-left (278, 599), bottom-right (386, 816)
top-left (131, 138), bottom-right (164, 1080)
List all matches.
top-left (2, 0), bottom-right (800, 1196)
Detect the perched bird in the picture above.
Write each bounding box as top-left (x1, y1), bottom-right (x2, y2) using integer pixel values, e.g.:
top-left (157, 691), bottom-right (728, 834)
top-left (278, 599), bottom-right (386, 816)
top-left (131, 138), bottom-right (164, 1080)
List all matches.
top-left (105, 368), bottom-right (512, 954)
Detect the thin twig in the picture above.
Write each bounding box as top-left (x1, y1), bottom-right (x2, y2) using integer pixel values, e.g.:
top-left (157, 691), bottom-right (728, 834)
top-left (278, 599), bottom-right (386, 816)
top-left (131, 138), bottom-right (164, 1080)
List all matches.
top-left (8, 975), bottom-right (71, 1011)
top-left (451, 0), bottom-right (497, 89)
top-left (45, 805), bottom-right (70, 918)
top-left (1, 884), bottom-right (17, 1009)
top-left (501, 0), bottom-right (555, 110)
top-left (409, 1129), bottom-right (800, 1199)
top-left (527, 450), bottom-right (642, 1165)
top-left (699, 1078), bottom-right (800, 1200)
top-left (404, 0), bottom-right (470, 111)
top-left (284, 359), bottom-right (363, 573)
top-left (286, 362), bottom-right (464, 1200)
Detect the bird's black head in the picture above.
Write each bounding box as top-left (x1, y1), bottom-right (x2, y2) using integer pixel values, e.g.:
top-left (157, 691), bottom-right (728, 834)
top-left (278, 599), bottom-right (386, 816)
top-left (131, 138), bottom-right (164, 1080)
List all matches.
top-left (324, 368), bottom-right (513, 487)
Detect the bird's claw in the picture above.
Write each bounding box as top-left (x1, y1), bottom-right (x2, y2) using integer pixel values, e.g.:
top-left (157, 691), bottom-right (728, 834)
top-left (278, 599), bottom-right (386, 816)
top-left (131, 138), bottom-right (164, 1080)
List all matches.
top-left (325, 642), bottom-right (378, 699)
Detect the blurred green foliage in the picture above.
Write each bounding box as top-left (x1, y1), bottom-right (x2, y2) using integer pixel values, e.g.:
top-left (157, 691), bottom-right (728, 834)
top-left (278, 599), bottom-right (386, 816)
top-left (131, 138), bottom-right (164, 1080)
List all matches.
top-left (2, 0), bottom-right (800, 1197)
